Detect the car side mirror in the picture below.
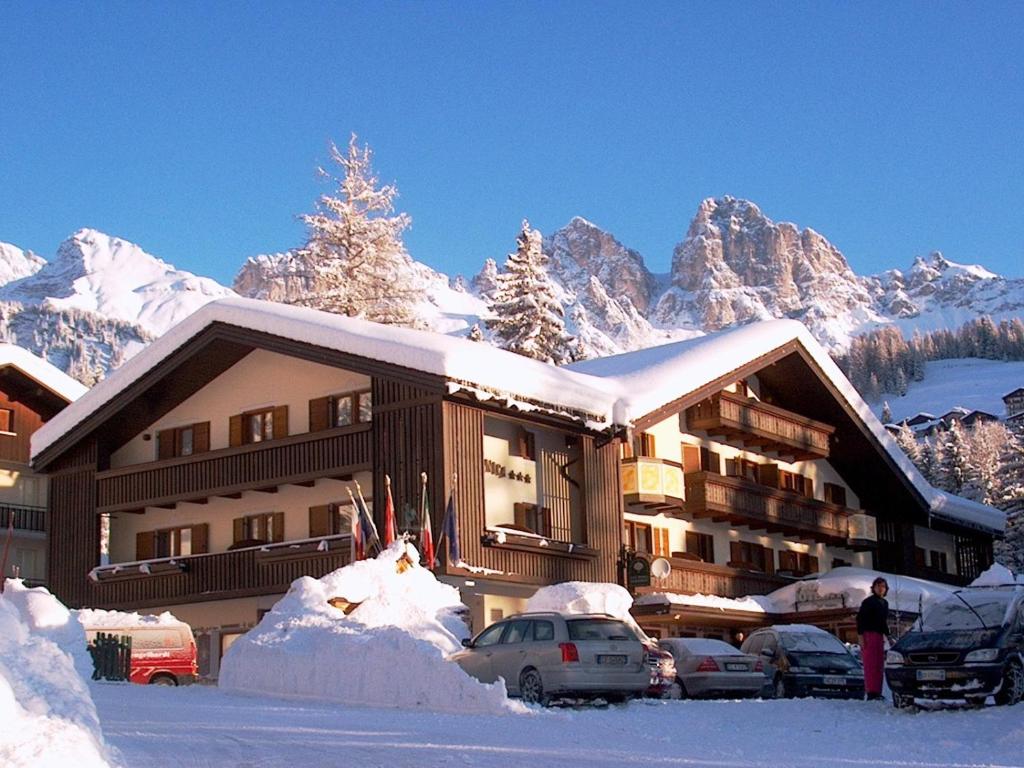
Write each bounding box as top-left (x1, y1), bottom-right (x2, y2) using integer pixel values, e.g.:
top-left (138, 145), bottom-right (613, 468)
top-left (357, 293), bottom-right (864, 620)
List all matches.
top-left (461, 637), bottom-right (473, 648)
top-left (760, 647), bottom-right (775, 658)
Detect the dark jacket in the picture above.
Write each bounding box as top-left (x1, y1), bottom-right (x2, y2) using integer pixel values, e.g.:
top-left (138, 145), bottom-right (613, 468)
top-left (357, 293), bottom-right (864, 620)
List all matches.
top-left (857, 594), bottom-right (891, 636)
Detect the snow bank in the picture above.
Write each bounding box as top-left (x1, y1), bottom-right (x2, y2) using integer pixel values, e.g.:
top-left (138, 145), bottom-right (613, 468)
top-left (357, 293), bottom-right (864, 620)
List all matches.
top-left (218, 541), bottom-right (518, 714)
top-left (526, 581), bottom-right (634, 620)
top-left (77, 607), bottom-right (184, 630)
top-left (634, 591), bottom-right (771, 614)
top-left (970, 563), bottom-right (1023, 587)
top-left (0, 581), bottom-right (115, 768)
top-left (766, 567), bottom-right (955, 615)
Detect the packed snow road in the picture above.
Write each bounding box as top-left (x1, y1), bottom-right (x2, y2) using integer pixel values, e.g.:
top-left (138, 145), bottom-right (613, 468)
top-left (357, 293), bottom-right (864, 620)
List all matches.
top-left (93, 683), bottom-right (1024, 768)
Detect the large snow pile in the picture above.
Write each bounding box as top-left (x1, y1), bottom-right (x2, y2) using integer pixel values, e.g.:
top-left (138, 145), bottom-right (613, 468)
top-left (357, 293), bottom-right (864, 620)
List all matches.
top-left (766, 566), bottom-right (955, 615)
top-left (218, 542), bottom-right (518, 714)
top-left (0, 580), bottom-right (116, 768)
top-left (970, 562), bottom-right (1023, 587)
top-left (525, 581), bottom-right (634, 620)
top-left (78, 606), bottom-right (184, 630)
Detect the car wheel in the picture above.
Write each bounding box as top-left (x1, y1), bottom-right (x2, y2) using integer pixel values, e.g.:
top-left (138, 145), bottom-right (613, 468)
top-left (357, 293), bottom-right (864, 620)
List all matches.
top-left (892, 692), bottom-right (914, 710)
top-left (668, 677), bottom-right (687, 700)
top-left (519, 668), bottom-right (547, 706)
top-left (996, 660), bottom-right (1024, 706)
top-left (149, 674), bottom-right (177, 686)
top-left (773, 675), bottom-right (787, 699)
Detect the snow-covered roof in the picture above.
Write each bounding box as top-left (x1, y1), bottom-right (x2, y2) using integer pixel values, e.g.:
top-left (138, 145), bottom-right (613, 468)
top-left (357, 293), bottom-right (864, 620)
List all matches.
top-left (30, 298), bottom-right (1005, 534)
top-left (0, 344), bottom-right (87, 403)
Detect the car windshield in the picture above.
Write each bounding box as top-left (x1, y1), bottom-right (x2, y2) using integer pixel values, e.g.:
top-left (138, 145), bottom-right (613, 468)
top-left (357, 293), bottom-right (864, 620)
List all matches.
top-left (919, 593), bottom-right (1013, 631)
top-left (788, 651), bottom-right (860, 670)
top-left (778, 632), bottom-right (846, 654)
top-left (566, 619), bottom-right (638, 642)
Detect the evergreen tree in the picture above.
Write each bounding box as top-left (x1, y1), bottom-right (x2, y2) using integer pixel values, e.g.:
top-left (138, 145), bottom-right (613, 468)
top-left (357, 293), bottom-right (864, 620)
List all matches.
top-left (486, 220), bottom-right (575, 365)
top-left (297, 134), bottom-right (421, 327)
top-left (995, 424), bottom-right (1024, 572)
top-left (473, 258), bottom-right (499, 301)
top-left (895, 423), bottom-right (921, 464)
top-left (466, 323), bottom-right (484, 342)
top-left (934, 421), bottom-right (980, 498)
top-left (881, 401), bottom-right (893, 424)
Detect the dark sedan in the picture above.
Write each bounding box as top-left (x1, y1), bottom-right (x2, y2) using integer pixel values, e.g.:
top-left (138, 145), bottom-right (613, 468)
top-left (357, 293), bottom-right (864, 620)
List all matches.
top-left (741, 624), bottom-right (864, 699)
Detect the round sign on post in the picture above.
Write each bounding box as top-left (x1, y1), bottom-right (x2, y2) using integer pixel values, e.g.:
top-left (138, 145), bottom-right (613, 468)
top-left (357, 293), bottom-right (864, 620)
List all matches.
top-left (650, 557), bottom-right (671, 580)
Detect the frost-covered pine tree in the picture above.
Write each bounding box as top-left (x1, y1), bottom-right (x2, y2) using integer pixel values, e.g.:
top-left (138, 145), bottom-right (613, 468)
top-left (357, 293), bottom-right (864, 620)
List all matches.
top-left (934, 421), bottom-right (980, 498)
top-left (966, 421), bottom-right (1011, 505)
top-left (466, 323), bottom-right (483, 342)
top-left (881, 401), bottom-right (893, 424)
top-left (297, 134), bottom-right (421, 327)
top-left (486, 220), bottom-right (574, 365)
top-left (895, 423), bottom-right (921, 464)
top-left (473, 258), bottom-right (499, 301)
top-left (995, 424), bottom-right (1024, 572)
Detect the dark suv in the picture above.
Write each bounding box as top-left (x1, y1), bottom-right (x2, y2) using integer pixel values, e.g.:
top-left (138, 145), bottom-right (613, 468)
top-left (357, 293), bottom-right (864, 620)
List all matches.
top-left (886, 585), bottom-right (1024, 708)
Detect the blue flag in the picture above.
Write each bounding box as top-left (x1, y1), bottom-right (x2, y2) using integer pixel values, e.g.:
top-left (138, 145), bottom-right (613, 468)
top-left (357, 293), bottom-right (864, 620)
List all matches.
top-left (442, 489), bottom-right (460, 564)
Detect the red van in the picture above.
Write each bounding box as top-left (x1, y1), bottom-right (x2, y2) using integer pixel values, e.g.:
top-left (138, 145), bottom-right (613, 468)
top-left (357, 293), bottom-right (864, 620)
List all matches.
top-left (85, 621), bottom-right (198, 685)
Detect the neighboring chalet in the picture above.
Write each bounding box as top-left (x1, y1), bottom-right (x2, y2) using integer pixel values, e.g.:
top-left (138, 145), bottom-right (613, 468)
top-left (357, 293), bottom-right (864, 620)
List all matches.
top-left (1005, 387), bottom-right (1024, 424)
top-left (0, 345), bottom-right (86, 585)
top-left (567, 323), bottom-right (1004, 641)
top-left (32, 299), bottom-right (1004, 671)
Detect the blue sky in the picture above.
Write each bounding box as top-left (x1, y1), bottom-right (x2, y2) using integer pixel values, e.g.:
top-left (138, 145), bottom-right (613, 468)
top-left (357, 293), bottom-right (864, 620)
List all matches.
top-left (1, 2), bottom-right (1021, 284)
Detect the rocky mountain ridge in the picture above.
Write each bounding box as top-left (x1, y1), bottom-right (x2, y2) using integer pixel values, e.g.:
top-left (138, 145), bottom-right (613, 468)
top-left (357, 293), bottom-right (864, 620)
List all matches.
top-left (2, 198), bottom-right (1021, 383)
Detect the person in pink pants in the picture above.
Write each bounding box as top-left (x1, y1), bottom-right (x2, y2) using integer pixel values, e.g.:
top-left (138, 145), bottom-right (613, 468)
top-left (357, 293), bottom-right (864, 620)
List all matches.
top-left (857, 577), bottom-right (891, 700)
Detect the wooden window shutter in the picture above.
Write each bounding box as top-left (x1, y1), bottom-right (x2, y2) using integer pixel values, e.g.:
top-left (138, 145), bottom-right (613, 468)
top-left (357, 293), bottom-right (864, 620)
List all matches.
top-left (513, 502), bottom-right (528, 529)
top-left (232, 517), bottom-right (245, 544)
top-left (779, 550), bottom-right (796, 572)
top-left (229, 415), bottom-right (244, 447)
top-left (272, 406), bottom-right (289, 439)
top-left (136, 531), bottom-right (155, 561)
top-left (729, 541), bottom-right (743, 565)
top-left (309, 397), bottom-right (331, 433)
top-left (914, 547), bottom-right (926, 568)
top-left (271, 511), bottom-right (285, 543)
top-left (156, 430), bottom-right (175, 460)
top-left (686, 531), bottom-right (700, 558)
top-left (653, 527), bottom-right (670, 556)
top-left (808, 555), bottom-right (819, 574)
top-left (682, 444), bottom-right (701, 473)
top-left (724, 458), bottom-right (738, 477)
top-left (193, 422), bottom-right (211, 454)
top-left (309, 505), bottom-right (332, 537)
top-left (763, 547), bottom-right (774, 575)
top-left (540, 507), bottom-right (553, 538)
top-left (705, 450), bottom-right (722, 474)
top-left (641, 433), bottom-right (656, 457)
top-left (190, 523), bottom-right (209, 554)
top-left (758, 463), bottom-right (779, 488)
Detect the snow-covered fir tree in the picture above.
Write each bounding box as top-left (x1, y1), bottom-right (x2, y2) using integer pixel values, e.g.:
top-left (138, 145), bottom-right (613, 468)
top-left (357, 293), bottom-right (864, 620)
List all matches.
top-left (881, 401), bottom-right (893, 424)
top-left (934, 420), bottom-right (979, 498)
top-left (995, 424), bottom-right (1024, 572)
top-left (472, 258), bottom-right (499, 301)
top-left (895, 423), bottom-right (921, 464)
top-left (296, 134), bottom-right (421, 327)
top-left (466, 323), bottom-right (483, 342)
top-left (486, 220), bottom-right (575, 365)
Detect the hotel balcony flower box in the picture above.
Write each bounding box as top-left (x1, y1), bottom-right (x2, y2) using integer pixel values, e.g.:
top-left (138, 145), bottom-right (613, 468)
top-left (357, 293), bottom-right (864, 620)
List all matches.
top-left (686, 391), bottom-right (834, 461)
top-left (683, 471), bottom-right (852, 546)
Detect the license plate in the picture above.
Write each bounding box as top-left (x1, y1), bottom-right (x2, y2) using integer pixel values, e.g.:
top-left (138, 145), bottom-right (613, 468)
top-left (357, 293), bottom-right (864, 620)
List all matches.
top-left (917, 669), bottom-right (946, 682)
top-left (823, 676), bottom-right (846, 686)
top-left (726, 663), bottom-right (748, 671)
top-left (598, 654), bottom-right (627, 665)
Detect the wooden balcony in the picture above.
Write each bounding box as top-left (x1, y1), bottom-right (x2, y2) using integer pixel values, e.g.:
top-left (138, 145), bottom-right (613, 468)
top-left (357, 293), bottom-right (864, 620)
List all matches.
top-left (639, 556), bottom-right (788, 599)
top-left (87, 535), bottom-right (353, 610)
top-left (0, 504), bottom-right (45, 532)
top-left (686, 391), bottom-right (834, 461)
top-left (684, 471), bottom-right (850, 545)
top-left (97, 425), bottom-right (372, 514)
top-left (621, 457), bottom-right (685, 512)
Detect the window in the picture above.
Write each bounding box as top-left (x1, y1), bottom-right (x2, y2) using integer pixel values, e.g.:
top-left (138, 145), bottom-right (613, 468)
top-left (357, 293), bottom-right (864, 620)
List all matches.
top-left (246, 409), bottom-right (274, 443)
top-left (729, 541), bottom-right (774, 574)
top-left (778, 550), bottom-right (819, 576)
top-left (474, 622), bottom-right (506, 648)
top-left (533, 620), bottom-right (555, 642)
top-left (231, 512), bottom-right (285, 547)
top-left (156, 422), bottom-right (210, 460)
top-left (632, 432), bottom-right (656, 457)
top-left (230, 407), bottom-right (288, 446)
top-left (135, 524), bottom-right (209, 560)
top-left (682, 445), bottom-right (721, 474)
top-left (502, 619), bottom-right (531, 644)
top-left (513, 503), bottom-right (552, 537)
top-left (685, 531), bottom-right (715, 563)
top-left (652, 526), bottom-right (671, 557)
top-left (930, 550), bottom-right (949, 572)
top-left (624, 520), bottom-right (652, 553)
top-left (308, 503), bottom-right (354, 537)
top-left (823, 483), bottom-right (847, 507)
top-left (0, 408), bottom-right (13, 433)
top-left (725, 458), bottom-right (761, 482)
top-left (310, 391), bottom-right (372, 431)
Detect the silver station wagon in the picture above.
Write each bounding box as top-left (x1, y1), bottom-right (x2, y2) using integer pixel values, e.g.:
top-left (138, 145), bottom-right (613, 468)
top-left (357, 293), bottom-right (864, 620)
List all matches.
top-left (450, 612), bottom-right (652, 704)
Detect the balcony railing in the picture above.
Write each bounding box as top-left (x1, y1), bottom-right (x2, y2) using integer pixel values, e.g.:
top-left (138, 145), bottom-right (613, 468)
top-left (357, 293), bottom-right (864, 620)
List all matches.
top-left (686, 391), bottom-right (834, 461)
top-left (640, 555), bottom-right (789, 599)
top-left (97, 425), bottom-right (373, 513)
top-left (621, 457), bottom-right (685, 511)
top-left (0, 504), bottom-right (45, 532)
top-left (87, 535), bottom-right (353, 609)
top-left (684, 471), bottom-right (851, 545)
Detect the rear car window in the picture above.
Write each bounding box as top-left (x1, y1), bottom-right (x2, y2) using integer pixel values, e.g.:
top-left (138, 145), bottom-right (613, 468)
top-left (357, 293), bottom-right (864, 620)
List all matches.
top-left (533, 620), bottom-right (555, 642)
top-left (566, 619), bottom-right (637, 642)
top-left (678, 638), bottom-right (742, 656)
top-left (502, 619), bottom-right (531, 644)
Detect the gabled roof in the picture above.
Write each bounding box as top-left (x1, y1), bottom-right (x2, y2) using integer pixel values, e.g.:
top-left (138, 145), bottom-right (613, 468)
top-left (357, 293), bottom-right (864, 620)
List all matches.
top-left (0, 344), bottom-right (87, 415)
top-left (30, 298), bottom-right (1005, 534)
top-left (1004, 388), bottom-right (1024, 401)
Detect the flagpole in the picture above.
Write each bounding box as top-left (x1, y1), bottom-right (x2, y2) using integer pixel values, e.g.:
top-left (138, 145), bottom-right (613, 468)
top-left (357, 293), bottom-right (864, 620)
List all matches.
top-left (346, 486), bottom-right (360, 562)
top-left (355, 479), bottom-right (381, 556)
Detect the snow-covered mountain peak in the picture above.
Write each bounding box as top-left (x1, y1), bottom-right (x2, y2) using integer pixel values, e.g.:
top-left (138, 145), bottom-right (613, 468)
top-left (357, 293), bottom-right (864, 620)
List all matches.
top-left (0, 241), bottom-right (46, 286)
top-left (0, 229), bottom-right (236, 336)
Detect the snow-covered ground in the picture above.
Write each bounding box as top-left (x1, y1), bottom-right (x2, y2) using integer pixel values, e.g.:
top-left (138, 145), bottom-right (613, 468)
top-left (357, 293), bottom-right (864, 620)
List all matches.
top-left (92, 682), bottom-right (1024, 768)
top-left (874, 358), bottom-right (1024, 423)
